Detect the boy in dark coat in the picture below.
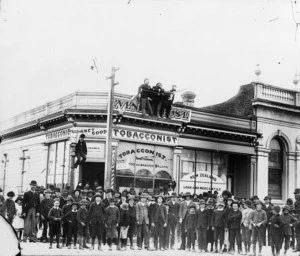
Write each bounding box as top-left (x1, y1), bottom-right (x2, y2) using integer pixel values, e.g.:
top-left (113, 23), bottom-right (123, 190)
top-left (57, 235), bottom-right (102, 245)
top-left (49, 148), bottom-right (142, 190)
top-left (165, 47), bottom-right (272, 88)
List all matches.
top-left (280, 205), bottom-right (299, 255)
top-left (151, 195), bottom-right (167, 250)
top-left (63, 201), bottom-right (79, 249)
top-left (128, 195), bottom-right (136, 250)
top-left (166, 192), bottom-right (180, 249)
top-left (40, 189), bottom-right (54, 243)
top-left (211, 201), bottom-right (227, 253)
top-left (227, 201), bottom-right (242, 254)
top-left (88, 193), bottom-right (105, 250)
top-left (269, 206), bottom-right (283, 256)
top-left (105, 197), bottom-right (120, 250)
top-left (185, 205), bottom-right (197, 251)
top-left (119, 202), bottom-right (130, 250)
top-left (48, 198), bottom-right (63, 249)
top-left (61, 195), bottom-right (73, 247)
top-left (206, 199), bottom-right (215, 252)
top-left (196, 199), bottom-right (210, 252)
top-left (77, 199), bottom-right (89, 249)
top-left (3, 191), bottom-right (16, 224)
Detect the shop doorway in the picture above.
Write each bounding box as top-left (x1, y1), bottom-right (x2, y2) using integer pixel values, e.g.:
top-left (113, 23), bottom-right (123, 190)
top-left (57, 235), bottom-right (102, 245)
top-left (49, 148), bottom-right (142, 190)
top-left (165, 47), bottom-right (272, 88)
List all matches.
top-left (81, 162), bottom-right (105, 188)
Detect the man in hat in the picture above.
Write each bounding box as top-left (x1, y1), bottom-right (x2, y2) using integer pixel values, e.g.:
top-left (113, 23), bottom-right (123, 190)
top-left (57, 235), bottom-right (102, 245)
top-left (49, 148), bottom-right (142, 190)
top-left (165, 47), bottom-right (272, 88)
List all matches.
top-left (269, 205), bottom-right (283, 256)
top-left (136, 193), bottom-right (150, 250)
top-left (40, 189), bottom-right (54, 243)
top-left (74, 134), bottom-right (87, 168)
top-left (151, 82), bottom-right (164, 117)
top-left (128, 195), bottom-right (137, 250)
top-left (105, 197), bottom-right (120, 250)
top-left (196, 199), bottom-right (210, 252)
top-left (88, 193), bottom-right (105, 250)
top-left (160, 85), bottom-right (176, 118)
top-left (152, 195), bottom-right (167, 250)
top-left (167, 192), bottom-right (180, 249)
top-left (178, 192), bottom-right (196, 250)
top-left (77, 199), bottom-right (90, 249)
top-left (262, 196), bottom-right (273, 246)
top-left (212, 201), bottom-right (227, 253)
top-left (2, 191), bottom-right (16, 224)
top-left (48, 198), bottom-right (63, 249)
top-left (138, 78), bottom-right (153, 116)
top-left (60, 189), bottom-right (69, 209)
top-left (86, 189), bottom-right (95, 203)
top-left (22, 180), bottom-right (41, 242)
top-left (63, 201), bottom-right (79, 249)
top-left (249, 200), bottom-right (267, 256)
top-left (61, 195), bottom-right (73, 247)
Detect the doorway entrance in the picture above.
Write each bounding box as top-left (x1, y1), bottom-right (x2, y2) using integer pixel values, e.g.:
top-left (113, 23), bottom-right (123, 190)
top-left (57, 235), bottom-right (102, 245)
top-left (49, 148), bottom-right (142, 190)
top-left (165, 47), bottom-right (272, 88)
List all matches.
top-left (81, 162), bottom-right (105, 188)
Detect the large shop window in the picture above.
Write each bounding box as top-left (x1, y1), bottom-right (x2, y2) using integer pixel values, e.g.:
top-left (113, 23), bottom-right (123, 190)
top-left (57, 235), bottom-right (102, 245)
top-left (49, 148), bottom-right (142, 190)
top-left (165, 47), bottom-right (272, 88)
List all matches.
top-left (116, 142), bottom-right (173, 194)
top-left (268, 139), bottom-right (283, 199)
top-left (180, 149), bottom-right (228, 195)
top-left (46, 141), bottom-right (70, 189)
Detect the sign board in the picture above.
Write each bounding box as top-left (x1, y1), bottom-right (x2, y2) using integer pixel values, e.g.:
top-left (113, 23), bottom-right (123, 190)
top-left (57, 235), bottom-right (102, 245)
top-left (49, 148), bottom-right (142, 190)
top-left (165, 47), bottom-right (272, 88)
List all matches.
top-left (179, 171), bottom-right (227, 194)
top-left (86, 142), bottom-right (105, 160)
top-left (113, 98), bottom-right (191, 123)
top-left (45, 128), bottom-right (71, 142)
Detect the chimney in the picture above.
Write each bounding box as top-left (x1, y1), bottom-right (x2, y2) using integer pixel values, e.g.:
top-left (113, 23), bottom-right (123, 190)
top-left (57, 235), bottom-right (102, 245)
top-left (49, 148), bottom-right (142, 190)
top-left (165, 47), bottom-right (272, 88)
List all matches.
top-left (181, 91), bottom-right (196, 107)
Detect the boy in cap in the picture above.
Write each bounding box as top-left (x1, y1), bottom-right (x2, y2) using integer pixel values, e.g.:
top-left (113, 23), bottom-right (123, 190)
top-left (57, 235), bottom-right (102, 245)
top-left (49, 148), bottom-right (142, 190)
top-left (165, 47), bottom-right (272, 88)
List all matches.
top-left (48, 198), bottom-right (63, 249)
top-left (206, 199), bottom-right (215, 252)
top-left (185, 205), bottom-right (197, 251)
top-left (63, 201), bottom-right (79, 249)
top-left (196, 199), bottom-right (210, 252)
top-left (152, 195), bottom-right (167, 251)
top-left (249, 200), bottom-right (267, 256)
top-left (128, 195), bottom-right (137, 250)
top-left (212, 201), bottom-right (227, 253)
top-left (166, 192), bottom-right (180, 249)
top-left (88, 193), bottom-right (105, 250)
top-left (61, 195), bottom-right (73, 247)
top-left (105, 197), bottom-right (120, 250)
top-left (119, 202), bottom-right (130, 250)
top-left (40, 189), bottom-right (54, 243)
top-left (227, 201), bottom-right (242, 254)
top-left (3, 191), bottom-right (16, 224)
top-left (241, 199), bottom-right (253, 255)
top-left (262, 196), bottom-right (273, 246)
top-left (74, 134), bottom-right (87, 168)
top-left (269, 205), bottom-right (283, 256)
top-left (77, 199), bottom-right (90, 249)
top-left (280, 205), bottom-right (299, 255)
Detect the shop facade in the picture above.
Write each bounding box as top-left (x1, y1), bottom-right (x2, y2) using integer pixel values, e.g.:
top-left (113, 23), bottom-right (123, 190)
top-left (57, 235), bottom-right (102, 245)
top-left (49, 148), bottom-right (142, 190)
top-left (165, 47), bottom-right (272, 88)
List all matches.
top-left (1, 83), bottom-right (299, 203)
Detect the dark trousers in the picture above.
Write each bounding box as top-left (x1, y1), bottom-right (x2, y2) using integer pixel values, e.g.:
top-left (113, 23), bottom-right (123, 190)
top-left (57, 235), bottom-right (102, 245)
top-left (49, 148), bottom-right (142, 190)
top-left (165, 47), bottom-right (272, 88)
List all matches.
top-left (186, 228), bottom-right (195, 249)
top-left (137, 222), bottom-right (150, 248)
top-left (141, 98), bottom-right (153, 116)
top-left (67, 223), bottom-right (77, 246)
top-left (91, 222), bottom-right (103, 239)
top-left (214, 227), bottom-right (225, 243)
top-left (241, 226), bottom-right (252, 251)
top-left (180, 218), bottom-right (188, 249)
top-left (62, 221), bottom-right (69, 243)
top-left (24, 208), bottom-right (37, 240)
top-left (128, 221), bottom-right (136, 246)
top-left (75, 152), bottom-right (86, 167)
top-left (50, 222), bottom-right (61, 245)
top-left (154, 221), bottom-right (164, 249)
top-left (197, 227), bottom-right (208, 250)
top-left (252, 226), bottom-right (265, 252)
top-left (283, 235), bottom-right (291, 252)
top-left (152, 98), bottom-right (162, 117)
top-left (296, 223), bottom-right (300, 251)
top-left (229, 228), bottom-right (242, 251)
top-left (270, 232), bottom-right (283, 252)
top-left (41, 218), bottom-right (49, 239)
top-left (164, 226), bottom-right (170, 249)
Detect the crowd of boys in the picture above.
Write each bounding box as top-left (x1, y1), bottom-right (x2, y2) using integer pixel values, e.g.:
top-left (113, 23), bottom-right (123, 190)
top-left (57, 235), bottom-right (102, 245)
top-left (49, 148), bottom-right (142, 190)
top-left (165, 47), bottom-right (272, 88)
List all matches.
top-left (1, 180), bottom-right (300, 256)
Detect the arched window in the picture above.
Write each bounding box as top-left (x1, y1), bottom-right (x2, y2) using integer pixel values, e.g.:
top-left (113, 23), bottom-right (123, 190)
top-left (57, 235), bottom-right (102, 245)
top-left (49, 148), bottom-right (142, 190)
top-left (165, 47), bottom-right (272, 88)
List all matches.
top-left (268, 138), bottom-right (283, 199)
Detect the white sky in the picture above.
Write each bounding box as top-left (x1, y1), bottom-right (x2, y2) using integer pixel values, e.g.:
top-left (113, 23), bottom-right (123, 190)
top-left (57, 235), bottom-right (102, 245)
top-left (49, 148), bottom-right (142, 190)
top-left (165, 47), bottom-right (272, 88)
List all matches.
top-left (0, 0), bottom-right (300, 122)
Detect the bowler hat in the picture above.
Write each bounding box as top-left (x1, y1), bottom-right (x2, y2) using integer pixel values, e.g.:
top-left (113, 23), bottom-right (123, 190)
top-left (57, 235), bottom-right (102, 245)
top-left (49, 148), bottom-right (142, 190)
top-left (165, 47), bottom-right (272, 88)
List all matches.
top-left (171, 192), bottom-right (177, 197)
top-left (15, 196), bottom-right (23, 203)
top-left (264, 196), bottom-right (271, 201)
top-left (7, 191), bottom-right (15, 197)
top-left (106, 189), bottom-right (114, 194)
top-left (65, 195), bottom-right (73, 202)
top-left (155, 195), bottom-right (164, 201)
top-left (222, 190), bottom-right (232, 198)
top-left (252, 195), bottom-right (259, 200)
top-left (79, 199), bottom-right (89, 206)
top-left (183, 192), bottom-right (192, 198)
top-left (199, 199), bottom-right (206, 205)
top-left (44, 189), bottom-right (52, 194)
top-left (87, 189), bottom-right (94, 195)
top-left (120, 203), bottom-right (129, 211)
top-left (73, 188), bottom-right (81, 194)
top-left (273, 206), bottom-right (281, 212)
top-left (80, 134), bottom-right (85, 138)
top-left (71, 202), bottom-right (79, 208)
top-left (294, 188), bottom-right (300, 194)
top-left (93, 193), bottom-right (103, 199)
top-left (29, 180), bottom-right (37, 186)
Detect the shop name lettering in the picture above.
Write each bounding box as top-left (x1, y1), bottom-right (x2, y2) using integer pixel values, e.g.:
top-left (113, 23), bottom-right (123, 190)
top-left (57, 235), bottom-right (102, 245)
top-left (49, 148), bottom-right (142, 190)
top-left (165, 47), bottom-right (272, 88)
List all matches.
top-left (46, 129), bottom-right (70, 140)
top-left (119, 148), bottom-right (167, 160)
top-left (183, 185), bottom-right (222, 191)
top-left (77, 128), bottom-right (107, 136)
top-left (113, 99), bottom-right (191, 122)
top-left (190, 173), bottom-right (217, 182)
top-left (113, 129), bottom-right (177, 144)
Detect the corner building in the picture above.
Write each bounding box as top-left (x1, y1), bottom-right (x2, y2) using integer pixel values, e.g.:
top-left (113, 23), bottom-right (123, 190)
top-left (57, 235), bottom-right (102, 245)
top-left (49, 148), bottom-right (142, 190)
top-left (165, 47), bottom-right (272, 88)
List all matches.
top-left (0, 82), bottom-right (298, 204)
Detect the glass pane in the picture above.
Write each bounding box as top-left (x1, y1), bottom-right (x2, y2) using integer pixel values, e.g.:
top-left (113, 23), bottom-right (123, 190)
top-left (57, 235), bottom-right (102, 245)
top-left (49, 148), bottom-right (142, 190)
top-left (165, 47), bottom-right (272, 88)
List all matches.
top-left (116, 176), bottom-right (134, 192)
top-left (48, 144), bottom-right (56, 176)
top-left (268, 168), bottom-right (282, 198)
top-left (181, 161), bottom-right (194, 177)
top-left (55, 142), bottom-right (65, 175)
top-left (270, 139), bottom-right (281, 150)
top-left (136, 169), bottom-right (153, 177)
top-left (212, 152), bottom-right (228, 193)
top-left (55, 174), bottom-right (63, 190)
top-left (135, 178), bottom-right (153, 193)
top-left (63, 142), bottom-right (70, 186)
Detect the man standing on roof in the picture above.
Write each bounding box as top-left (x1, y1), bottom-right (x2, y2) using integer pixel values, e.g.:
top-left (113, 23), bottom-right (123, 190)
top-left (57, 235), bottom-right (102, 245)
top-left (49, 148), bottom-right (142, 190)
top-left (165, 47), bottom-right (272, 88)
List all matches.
top-left (138, 78), bottom-right (153, 116)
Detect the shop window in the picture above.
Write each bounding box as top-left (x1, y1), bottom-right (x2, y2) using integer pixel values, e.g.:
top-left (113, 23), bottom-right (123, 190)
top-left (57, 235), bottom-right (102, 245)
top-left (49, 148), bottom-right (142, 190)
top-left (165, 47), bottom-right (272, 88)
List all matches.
top-left (180, 150), bottom-right (228, 194)
top-left (46, 141), bottom-right (69, 189)
top-left (268, 138), bottom-right (283, 199)
top-left (21, 150), bottom-right (29, 192)
top-left (115, 142), bottom-right (173, 193)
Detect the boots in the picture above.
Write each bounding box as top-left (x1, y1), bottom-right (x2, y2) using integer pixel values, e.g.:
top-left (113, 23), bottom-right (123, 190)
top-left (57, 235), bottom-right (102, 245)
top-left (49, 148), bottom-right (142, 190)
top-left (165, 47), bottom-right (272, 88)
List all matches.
top-left (78, 237), bottom-right (83, 250)
top-left (271, 246), bottom-right (275, 256)
top-left (107, 238), bottom-right (112, 250)
top-left (98, 239), bottom-right (103, 251)
top-left (90, 238), bottom-right (95, 250)
top-left (83, 237), bottom-right (89, 249)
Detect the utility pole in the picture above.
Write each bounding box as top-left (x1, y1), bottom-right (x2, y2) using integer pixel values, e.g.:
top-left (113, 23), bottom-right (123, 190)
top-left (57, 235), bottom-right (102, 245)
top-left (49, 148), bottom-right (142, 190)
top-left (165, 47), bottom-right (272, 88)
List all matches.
top-left (104, 66), bottom-right (119, 190)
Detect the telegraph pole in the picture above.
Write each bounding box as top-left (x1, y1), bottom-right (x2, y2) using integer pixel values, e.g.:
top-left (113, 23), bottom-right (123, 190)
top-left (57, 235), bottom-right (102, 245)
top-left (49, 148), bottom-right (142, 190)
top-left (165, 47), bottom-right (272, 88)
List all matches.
top-left (104, 66), bottom-right (119, 190)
